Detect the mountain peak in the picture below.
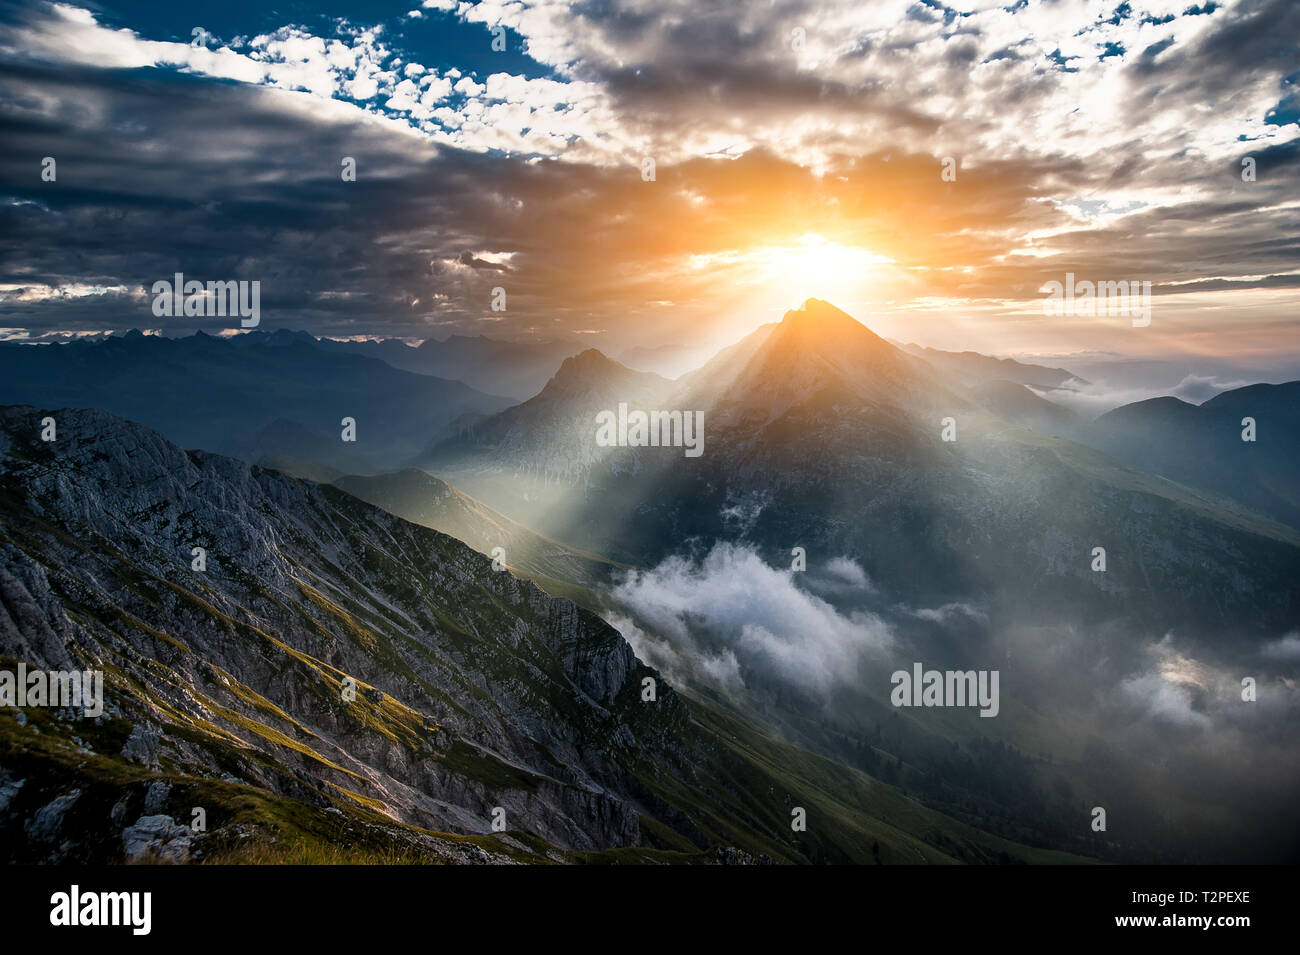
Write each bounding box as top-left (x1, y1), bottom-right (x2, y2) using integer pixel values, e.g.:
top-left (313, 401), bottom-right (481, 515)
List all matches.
top-left (783, 297), bottom-right (852, 323)
top-left (679, 299), bottom-right (951, 421)
top-left (545, 348), bottom-right (655, 390)
top-left (539, 348), bottom-right (669, 397)
top-left (557, 347), bottom-right (617, 372)
top-left (496, 348), bottom-right (672, 415)
top-left (771, 298), bottom-right (894, 353)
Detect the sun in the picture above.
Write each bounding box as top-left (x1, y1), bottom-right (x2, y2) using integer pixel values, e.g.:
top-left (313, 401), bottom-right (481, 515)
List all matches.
top-left (756, 233), bottom-right (894, 309)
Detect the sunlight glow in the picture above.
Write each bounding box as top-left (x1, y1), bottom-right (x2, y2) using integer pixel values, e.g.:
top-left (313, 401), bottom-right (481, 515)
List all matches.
top-left (753, 234), bottom-right (894, 309)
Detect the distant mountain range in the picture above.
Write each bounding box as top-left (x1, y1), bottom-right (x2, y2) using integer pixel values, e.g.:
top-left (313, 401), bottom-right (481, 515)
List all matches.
top-left (313, 333), bottom-right (584, 400)
top-left (1087, 383), bottom-right (1300, 528)
top-left (893, 341), bottom-right (1087, 389)
top-left (0, 330), bottom-right (514, 473)
top-left (9, 323), bottom-right (1289, 540)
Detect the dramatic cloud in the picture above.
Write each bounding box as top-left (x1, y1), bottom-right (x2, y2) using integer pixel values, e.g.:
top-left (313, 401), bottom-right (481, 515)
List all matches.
top-left (0, 0), bottom-right (1295, 365)
top-left (609, 542), bottom-right (893, 697)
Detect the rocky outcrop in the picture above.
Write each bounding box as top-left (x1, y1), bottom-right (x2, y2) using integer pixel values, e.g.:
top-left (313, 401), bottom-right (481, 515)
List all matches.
top-left (122, 814), bottom-right (193, 863)
top-left (0, 405), bottom-right (702, 856)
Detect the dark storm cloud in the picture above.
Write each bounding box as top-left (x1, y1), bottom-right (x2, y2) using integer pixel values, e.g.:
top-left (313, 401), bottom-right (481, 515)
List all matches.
top-left (456, 250), bottom-right (510, 271)
top-left (1, 45), bottom-right (1296, 339)
top-left (0, 0), bottom-right (1296, 348)
top-left (0, 59), bottom-right (539, 336)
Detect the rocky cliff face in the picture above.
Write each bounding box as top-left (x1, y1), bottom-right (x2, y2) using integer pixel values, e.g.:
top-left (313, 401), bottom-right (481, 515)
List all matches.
top-left (0, 405), bottom-right (704, 856)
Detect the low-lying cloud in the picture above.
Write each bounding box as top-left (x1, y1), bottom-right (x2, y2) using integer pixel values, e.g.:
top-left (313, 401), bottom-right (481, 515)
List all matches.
top-left (608, 543), bottom-right (891, 697)
top-left (1030, 371), bottom-right (1257, 418)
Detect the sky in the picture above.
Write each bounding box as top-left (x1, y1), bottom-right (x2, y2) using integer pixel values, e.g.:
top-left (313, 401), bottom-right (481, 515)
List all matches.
top-left (0, 0), bottom-right (1297, 376)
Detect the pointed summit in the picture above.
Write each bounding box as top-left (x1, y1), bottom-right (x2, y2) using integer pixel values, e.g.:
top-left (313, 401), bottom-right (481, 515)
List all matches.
top-left (539, 348), bottom-right (669, 403)
top-left (775, 298), bottom-right (890, 348)
top-left (545, 348), bottom-right (626, 394)
top-left (554, 347), bottom-right (624, 378)
top-left (418, 346), bottom-right (673, 475)
top-left (782, 297), bottom-right (859, 325)
top-left (680, 299), bottom-right (951, 424)
top-left (763, 299), bottom-right (910, 378)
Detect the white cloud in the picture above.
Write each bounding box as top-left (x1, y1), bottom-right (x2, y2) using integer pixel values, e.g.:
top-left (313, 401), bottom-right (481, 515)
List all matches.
top-left (0, 282), bottom-right (133, 302)
top-left (1170, 373), bottom-right (1253, 404)
top-left (9, 1), bottom-right (1296, 175)
top-left (904, 602), bottom-right (988, 625)
top-left (611, 542), bottom-right (893, 697)
top-left (825, 556), bottom-right (871, 589)
top-left (1118, 670), bottom-right (1213, 728)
